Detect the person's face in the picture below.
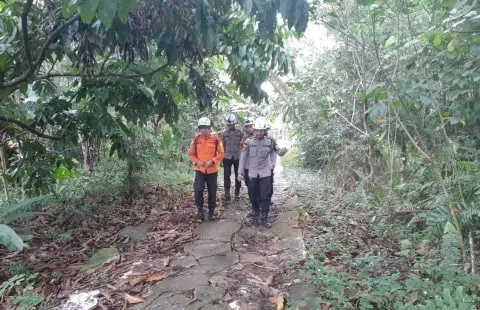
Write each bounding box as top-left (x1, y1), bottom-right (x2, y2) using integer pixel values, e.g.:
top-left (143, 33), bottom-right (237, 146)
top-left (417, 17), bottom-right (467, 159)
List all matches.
top-left (244, 125), bottom-right (253, 135)
top-left (254, 129), bottom-right (265, 139)
top-left (227, 124), bottom-right (235, 130)
top-left (198, 126), bottom-right (211, 135)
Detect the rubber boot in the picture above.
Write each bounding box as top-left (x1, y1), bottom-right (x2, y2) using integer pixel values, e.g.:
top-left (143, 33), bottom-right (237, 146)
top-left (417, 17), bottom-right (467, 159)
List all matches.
top-left (260, 213), bottom-right (272, 228)
top-left (223, 188), bottom-right (231, 201)
top-left (252, 212), bottom-right (260, 226)
top-left (192, 207), bottom-right (205, 221)
top-left (208, 208), bottom-right (216, 221)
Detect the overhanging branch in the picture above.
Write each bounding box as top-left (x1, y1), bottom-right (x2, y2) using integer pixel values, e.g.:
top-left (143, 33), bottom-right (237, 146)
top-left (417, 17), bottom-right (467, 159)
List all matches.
top-left (0, 13), bottom-right (80, 90)
top-left (36, 63), bottom-right (170, 80)
top-left (0, 116), bottom-right (62, 140)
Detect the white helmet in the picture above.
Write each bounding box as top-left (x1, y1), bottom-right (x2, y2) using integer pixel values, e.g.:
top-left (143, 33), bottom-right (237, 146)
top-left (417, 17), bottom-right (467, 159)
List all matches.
top-left (253, 117), bottom-right (268, 130)
top-left (198, 117), bottom-right (211, 127)
top-left (244, 118), bottom-right (254, 126)
top-left (225, 113), bottom-right (236, 124)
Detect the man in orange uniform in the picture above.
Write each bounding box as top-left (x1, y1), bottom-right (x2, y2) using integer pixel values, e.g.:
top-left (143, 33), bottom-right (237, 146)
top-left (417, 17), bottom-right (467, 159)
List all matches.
top-left (188, 117), bottom-right (225, 221)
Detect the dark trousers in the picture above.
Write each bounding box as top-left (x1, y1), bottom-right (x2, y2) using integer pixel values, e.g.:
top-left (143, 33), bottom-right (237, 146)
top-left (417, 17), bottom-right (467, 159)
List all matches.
top-left (244, 169), bottom-right (249, 187)
top-left (248, 175), bottom-right (272, 218)
top-left (268, 169), bottom-right (274, 200)
top-left (194, 171), bottom-right (217, 214)
top-left (223, 158), bottom-right (241, 194)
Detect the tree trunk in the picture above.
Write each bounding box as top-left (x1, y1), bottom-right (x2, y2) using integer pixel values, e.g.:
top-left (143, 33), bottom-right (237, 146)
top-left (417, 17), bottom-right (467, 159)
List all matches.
top-left (81, 138), bottom-right (101, 174)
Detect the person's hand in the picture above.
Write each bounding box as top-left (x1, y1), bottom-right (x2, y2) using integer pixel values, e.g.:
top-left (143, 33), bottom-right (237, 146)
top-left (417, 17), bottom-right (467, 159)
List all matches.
top-left (278, 147), bottom-right (288, 156)
top-left (205, 160), bottom-right (213, 167)
top-left (196, 160), bottom-right (205, 166)
top-left (238, 175), bottom-right (244, 181)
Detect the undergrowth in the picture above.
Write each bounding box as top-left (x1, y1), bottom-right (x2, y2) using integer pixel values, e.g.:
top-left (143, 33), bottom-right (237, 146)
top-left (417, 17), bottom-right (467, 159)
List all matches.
top-left (1, 134), bottom-right (193, 309)
top-left (283, 166), bottom-right (480, 310)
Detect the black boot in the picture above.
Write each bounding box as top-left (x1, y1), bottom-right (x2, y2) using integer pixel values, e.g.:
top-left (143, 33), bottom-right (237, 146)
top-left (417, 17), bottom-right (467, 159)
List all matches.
top-left (260, 213), bottom-right (272, 228)
top-left (208, 208), bottom-right (216, 221)
top-left (234, 187), bottom-right (240, 201)
top-left (223, 188), bottom-right (231, 201)
top-left (252, 213), bottom-right (260, 226)
top-left (192, 212), bottom-right (205, 221)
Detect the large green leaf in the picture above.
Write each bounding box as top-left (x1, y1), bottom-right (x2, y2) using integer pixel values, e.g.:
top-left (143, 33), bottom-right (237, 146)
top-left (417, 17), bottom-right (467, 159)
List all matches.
top-left (0, 224), bottom-right (25, 251)
top-left (243, 0), bottom-right (253, 15)
top-left (279, 0), bottom-right (293, 20)
top-left (294, 0), bottom-right (308, 33)
top-left (358, 0), bottom-right (376, 5)
top-left (62, 0), bottom-right (78, 18)
top-left (97, 0), bottom-right (118, 28)
top-left (259, 1), bottom-right (277, 40)
top-left (79, 0), bottom-right (99, 23)
top-left (117, 0), bottom-right (137, 23)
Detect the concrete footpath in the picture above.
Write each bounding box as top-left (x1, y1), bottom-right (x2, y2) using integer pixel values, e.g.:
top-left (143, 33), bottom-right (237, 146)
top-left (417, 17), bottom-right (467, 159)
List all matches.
top-left (134, 160), bottom-right (310, 310)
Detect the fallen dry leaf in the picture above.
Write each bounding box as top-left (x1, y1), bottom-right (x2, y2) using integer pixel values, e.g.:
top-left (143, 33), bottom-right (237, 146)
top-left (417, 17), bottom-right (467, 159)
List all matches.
top-left (163, 257), bottom-right (171, 267)
top-left (266, 274), bottom-right (274, 286)
top-left (129, 276), bottom-right (147, 287)
top-left (124, 293), bottom-right (145, 304)
top-left (186, 298), bottom-right (197, 305)
top-left (321, 302), bottom-right (330, 310)
top-left (275, 296), bottom-right (285, 310)
top-left (145, 273), bottom-right (164, 282)
top-left (222, 294), bottom-right (233, 302)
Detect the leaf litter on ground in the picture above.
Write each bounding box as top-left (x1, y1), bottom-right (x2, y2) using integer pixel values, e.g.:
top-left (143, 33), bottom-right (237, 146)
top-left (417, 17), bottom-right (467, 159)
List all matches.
top-left (0, 183), bottom-right (201, 309)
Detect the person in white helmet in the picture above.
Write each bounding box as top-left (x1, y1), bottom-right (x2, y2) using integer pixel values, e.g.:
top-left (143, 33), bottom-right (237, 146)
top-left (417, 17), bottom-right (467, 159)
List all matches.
top-left (238, 118), bottom-right (276, 228)
top-left (240, 118), bottom-right (254, 188)
top-left (220, 113), bottom-right (244, 201)
top-left (188, 117), bottom-right (225, 221)
top-left (265, 123), bottom-right (288, 203)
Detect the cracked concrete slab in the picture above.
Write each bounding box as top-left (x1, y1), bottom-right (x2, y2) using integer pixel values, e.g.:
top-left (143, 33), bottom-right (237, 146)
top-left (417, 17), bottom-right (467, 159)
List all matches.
top-left (171, 255), bottom-right (198, 270)
top-left (185, 240), bottom-right (231, 259)
top-left (145, 266), bottom-right (207, 295)
top-left (199, 251), bottom-right (239, 274)
top-left (193, 221), bottom-right (241, 242)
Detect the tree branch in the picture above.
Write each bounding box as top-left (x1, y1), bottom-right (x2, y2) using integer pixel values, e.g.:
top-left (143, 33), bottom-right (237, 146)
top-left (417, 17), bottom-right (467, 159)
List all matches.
top-left (0, 116), bottom-right (62, 140)
top-left (33, 14), bottom-right (80, 69)
top-left (0, 13), bottom-right (80, 90)
top-left (36, 63), bottom-right (170, 80)
top-left (392, 107), bottom-right (432, 162)
top-left (0, 132), bottom-right (29, 147)
top-left (333, 109), bottom-right (368, 136)
top-left (21, 0), bottom-right (34, 68)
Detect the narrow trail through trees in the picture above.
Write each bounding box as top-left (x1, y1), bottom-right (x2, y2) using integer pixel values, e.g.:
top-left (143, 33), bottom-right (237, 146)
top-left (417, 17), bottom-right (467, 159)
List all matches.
top-left (132, 159), bottom-right (308, 310)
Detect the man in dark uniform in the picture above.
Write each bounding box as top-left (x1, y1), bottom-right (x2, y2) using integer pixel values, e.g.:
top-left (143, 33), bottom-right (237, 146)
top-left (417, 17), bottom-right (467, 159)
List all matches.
top-left (238, 118), bottom-right (276, 228)
top-left (221, 113), bottom-right (243, 201)
top-left (265, 124), bottom-right (288, 203)
top-left (240, 118), bottom-right (254, 188)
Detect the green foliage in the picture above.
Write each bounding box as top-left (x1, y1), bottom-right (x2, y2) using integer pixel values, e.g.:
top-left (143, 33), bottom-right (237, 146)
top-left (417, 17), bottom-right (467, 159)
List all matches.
top-left (12, 293), bottom-right (44, 310)
top-left (280, 145), bottom-right (300, 168)
top-left (0, 197), bottom-right (45, 251)
top-left (440, 222), bottom-right (461, 279)
top-left (280, 0), bottom-right (480, 283)
top-left (0, 272), bottom-right (38, 296)
top-left (0, 272), bottom-right (43, 309)
top-left (0, 224), bottom-right (24, 251)
top-left (286, 167), bottom-right (480, 309)
top-left (401, 287), bottom-right (478, 310)
top-left (0, 0), bottom-right (311, 206)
